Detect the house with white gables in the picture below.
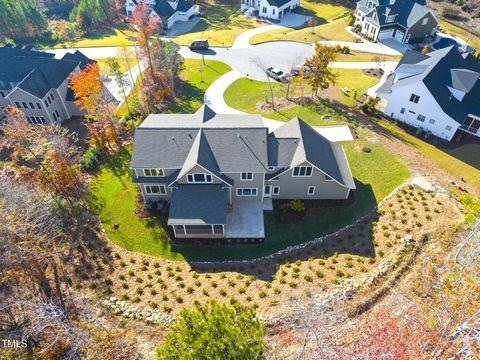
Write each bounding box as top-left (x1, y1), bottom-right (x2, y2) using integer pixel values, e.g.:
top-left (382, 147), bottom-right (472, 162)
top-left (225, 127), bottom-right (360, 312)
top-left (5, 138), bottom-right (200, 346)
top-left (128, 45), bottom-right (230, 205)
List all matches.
top-left (125, 0), bottom-right (199, 29)
top-left (241, 0), bottom-right (300, 20)
top-left (376, 46), bottom-right (480, 141)
top-left (354, 0), bottom-right (437, 44)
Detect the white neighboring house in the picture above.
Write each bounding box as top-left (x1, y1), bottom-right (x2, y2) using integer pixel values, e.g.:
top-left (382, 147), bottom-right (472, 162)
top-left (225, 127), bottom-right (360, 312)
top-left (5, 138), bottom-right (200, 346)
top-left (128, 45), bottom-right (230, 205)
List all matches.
top-left (376, 46), bottom-right (480, 141)
top-left (125, 0), bottom-right (199, 29)
top-left (354, 0), bottom-right (437, 44)
top-left (241, 0), bottom-right (300, 20)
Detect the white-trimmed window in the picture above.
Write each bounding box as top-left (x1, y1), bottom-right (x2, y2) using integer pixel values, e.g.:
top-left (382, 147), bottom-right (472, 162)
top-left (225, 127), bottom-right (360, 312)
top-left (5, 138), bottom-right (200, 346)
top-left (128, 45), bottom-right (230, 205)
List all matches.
top-left (422, 17), bottom-right (428, 25)
top-left (145, 185), bottom-right (166, 195)
top-left (445, 125), bottom-right (452, 131)
top-left (187, 173), bottom-right (213, 183)
top-left (272, 186), bottom-right (280, 195)
top-left (268, 166), bottom-right (275, 171)
top-left (429, 119), bottom-right (435, 124)
top-left (409, 94), bottom-right (420, 104)
top-left (237, 188), bottom-right (258, 196)
top-left (400, 108), bottom-right (405, 114)
top-left (241, 172), bottom-right (253, 181)
top-left (293, 166), bottom-right (313, 177)
top-left (307, 186), bottom-right (315, 195)
top-left (325, 175), bottom-right (334, 181)
top-left (417, 114), bottom-right (426, 122)
top-left (144, 168), bottom-right (164, 177)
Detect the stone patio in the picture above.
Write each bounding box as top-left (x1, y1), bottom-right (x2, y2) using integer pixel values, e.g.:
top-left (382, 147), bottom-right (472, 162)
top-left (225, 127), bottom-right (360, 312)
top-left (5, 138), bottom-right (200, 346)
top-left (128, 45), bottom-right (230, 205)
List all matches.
top-left (225, 199), bottom-right (273, 239)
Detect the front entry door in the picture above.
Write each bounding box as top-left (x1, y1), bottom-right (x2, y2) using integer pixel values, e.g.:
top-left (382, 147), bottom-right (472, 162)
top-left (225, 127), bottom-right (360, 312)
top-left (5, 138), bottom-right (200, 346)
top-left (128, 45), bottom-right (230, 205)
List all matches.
top-left (264, 185), bottom-right (271, 198)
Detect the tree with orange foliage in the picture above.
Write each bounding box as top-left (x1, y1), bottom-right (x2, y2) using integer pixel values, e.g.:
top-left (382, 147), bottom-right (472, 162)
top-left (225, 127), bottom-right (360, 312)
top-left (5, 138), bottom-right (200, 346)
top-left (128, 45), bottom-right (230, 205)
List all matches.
top-left (69, 62), bottom-right (103, 117)
top-left (69, 63), bottom-right (119, 151)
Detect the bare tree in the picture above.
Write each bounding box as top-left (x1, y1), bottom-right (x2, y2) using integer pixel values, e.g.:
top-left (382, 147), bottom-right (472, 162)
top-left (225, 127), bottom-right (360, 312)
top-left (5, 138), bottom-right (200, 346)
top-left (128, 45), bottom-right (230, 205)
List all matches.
top-left (250, 57), bottom-right (276, 110)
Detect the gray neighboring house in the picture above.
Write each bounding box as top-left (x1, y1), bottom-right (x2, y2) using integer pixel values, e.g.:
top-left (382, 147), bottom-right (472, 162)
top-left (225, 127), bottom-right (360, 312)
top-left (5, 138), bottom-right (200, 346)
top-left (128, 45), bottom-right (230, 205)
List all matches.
top-left (0, 45), bottom-right (94, 125)
top-left (131, 105), bottom-right (355, 239)
top-left (354, 0), bottom-right (438, 44)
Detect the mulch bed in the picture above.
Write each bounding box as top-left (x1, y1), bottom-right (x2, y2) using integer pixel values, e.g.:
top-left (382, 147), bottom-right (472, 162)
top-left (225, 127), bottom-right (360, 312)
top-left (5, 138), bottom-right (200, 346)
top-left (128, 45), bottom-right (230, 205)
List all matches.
top-left (272, 193), bottom-right (356, 224)
top-left (362, 68), bottom-right (384, 78)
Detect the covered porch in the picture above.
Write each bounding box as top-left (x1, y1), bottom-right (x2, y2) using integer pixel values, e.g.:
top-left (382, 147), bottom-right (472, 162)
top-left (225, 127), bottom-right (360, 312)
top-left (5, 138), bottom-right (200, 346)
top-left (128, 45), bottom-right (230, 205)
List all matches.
top-left (168, 184), bottom-right (228, 239)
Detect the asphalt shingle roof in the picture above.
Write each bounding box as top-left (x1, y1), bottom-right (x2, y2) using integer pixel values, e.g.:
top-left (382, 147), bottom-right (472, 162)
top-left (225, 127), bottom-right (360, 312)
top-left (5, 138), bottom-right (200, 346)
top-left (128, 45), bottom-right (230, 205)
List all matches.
top-left (0, 46), bottom-right (94, 99)
top-left (132, 106), bottom-right (355, 189)
top-left (153, 0), bottom-right (194, 18)
top-left (168, 185), bottom-right (228, 225)
top-left (266, 0), bottom-right (294, 7)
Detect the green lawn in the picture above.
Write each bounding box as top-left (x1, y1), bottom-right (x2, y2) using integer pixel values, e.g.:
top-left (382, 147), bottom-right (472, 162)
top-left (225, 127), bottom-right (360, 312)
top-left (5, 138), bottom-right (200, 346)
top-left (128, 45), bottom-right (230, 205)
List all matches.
top-left (336, 51), bottom-right (401, 63)
top-left (374, 119), bottom-right (480, 189)
top-left (173, 0), bottom-right (262, 47)
top-left (96, 56), bottom-right (138, 76)
top-left (43, 26), bottom-right (137, 49)
top-left (224, 69), bottom-right (379, 112)
top-left (250, 17), bottom-right (356, 44)
top-left (439, 20), bottom-right (480, 53)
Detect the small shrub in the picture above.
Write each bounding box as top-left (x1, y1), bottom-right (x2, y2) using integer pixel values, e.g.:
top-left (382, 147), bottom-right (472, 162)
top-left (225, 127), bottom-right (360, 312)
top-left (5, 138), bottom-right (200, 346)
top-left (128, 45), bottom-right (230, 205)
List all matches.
top-left (360, 266), bottom-right (367, 272)
top-left (259, 291), bottom-right (267, 299)
top-left (186, 286), bottom-right (194, 294)
top-left (219, 288), bottom-right (227, 297)
top-left (166, 266), bottom-right (172, 271)
top-left (175, 266), bottom-right (182, 272)
top-left (120, 261), bottom-right (126, 267)
top-left (132, 296), bottom-right (141, 303)
top-left (274, 287), bottom-right (281, 294)
top-left (129, 258), bottom-right (136, 264)
top-left (246, 296), bottom-right (252, 302)
top-left (289, 281), bottom-right (297, 288)
top-left (163, 305), bottom-right (172, 313)
top-left (195, 279), bottom-right (201, 287)
top-left (269, 300), bottom-right (279, 307)
top-left (335, 270), bottom-right (344, 277)
top-left (118, 274), bottom-right (126, 280)
top-left (142, 260), bottom-right (149, 267)
top-left (346, 261), bottom-right (353, 268)
top-left (153, 261), bottom-right (160, 268)
top-left (289, 199), bottom-right (305, 212)
top-left (135, 277), bottom-right (143, 283)
top-left (162, 294), bottom-right (169, 301)
top-left (104, 278), bottom-right (113, 286)
top-left (150, 289), bottom-right (158, 296)
top-left (378, 250), bottom-right (384, 257)
top-left (211, 281), bottom-right (218, 288)
top-left (150, 301), bottom-right (158, 309)
top-left (202, 289), bottom-right (209, 296)
top-left (136, 287), bottom-right (143, 295)
top-left (178, 282), bottom-right (186, 289)
top-left (227, 279), bottom-right (236, 287)
top-left (303, 274), bottom-right (313, 282)
top-left (128, 270), bottom-right (135, 277)
top-left (175, 296), bottom-right (183, 303)
top-left (121, 282), bottom-right (129, 289)
top-left (174, 275), bottom-right (183, 282)
top-left (79, 147), bottom-right (101, 170)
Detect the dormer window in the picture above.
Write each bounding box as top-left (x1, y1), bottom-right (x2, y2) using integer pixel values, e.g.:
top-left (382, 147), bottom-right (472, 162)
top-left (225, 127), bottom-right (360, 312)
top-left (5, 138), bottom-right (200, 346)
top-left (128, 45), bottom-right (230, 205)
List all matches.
top-left (144, 168), bottom-right (164, 177)
top-left (187, 173), bottom-right (213, 183)
top-left (293, 166), bottom-right (313, 177)
top-left (386, 15), bottom-right (396, 23)
top-left (241, 172), bottom-right (253, 181)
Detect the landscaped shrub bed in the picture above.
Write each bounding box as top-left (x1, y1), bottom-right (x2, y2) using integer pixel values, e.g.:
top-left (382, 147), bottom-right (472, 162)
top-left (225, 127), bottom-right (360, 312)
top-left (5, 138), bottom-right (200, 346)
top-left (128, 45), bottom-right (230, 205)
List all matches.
top-left (72, 184), bottom-right (460, 320)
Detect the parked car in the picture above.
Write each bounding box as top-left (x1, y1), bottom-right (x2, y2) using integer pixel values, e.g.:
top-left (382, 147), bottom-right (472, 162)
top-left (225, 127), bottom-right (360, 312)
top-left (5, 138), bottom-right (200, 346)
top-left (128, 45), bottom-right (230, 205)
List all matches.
top-left (266, 67), bottom-right (288, 82)
top-left (291, 63), bottom-right (311, 78)
top-left (189, 39), bottom-right (209, 50)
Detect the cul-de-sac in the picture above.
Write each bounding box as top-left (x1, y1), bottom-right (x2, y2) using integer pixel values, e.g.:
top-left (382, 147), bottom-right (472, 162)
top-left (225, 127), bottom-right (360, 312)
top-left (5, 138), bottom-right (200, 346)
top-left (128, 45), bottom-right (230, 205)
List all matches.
top-left (0, 0), bottom-right (479, 358)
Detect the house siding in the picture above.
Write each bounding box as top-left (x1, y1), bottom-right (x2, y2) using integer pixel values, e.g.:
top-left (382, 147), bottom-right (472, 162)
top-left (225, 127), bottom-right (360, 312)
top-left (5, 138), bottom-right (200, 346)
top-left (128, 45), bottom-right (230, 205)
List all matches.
top-left (380, 81), bottom-right (459, 140)
top-left (405, 12), bottom-right (437, 43)
top-left (266, 161), bottom-right (349, 199)
top-left (224, 172), bottom-right (264, 201)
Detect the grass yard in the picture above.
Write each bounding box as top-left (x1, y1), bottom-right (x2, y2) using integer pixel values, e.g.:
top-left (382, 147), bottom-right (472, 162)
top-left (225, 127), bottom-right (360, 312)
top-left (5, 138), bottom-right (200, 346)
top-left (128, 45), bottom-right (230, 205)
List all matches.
top-left (173, 0), bottom-right (262, 47)
top-left (96, 56), bottom-right (138, 76)
top-left (49, 26), bottom-right (137, 49)
top-left (250, 17), bottom-right (356, 45)
top-left (336, 51), bottom-right (401, 63)
top-left (439, 20), bottom-right (480, 52)
top-left (334, 69), bottom-right (380, 107)
top-left (295, 0), bottom-right (348, 21)
top-left (374, 119), bottom-right (480, 189)
top-left (224, 69), bottom-right (379, 112)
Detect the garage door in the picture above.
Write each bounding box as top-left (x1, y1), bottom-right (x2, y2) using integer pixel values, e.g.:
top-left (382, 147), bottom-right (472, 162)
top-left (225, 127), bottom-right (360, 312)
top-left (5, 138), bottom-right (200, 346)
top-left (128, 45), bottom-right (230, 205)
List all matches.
top-left (394, 30), bottom-right (404, 42)
top-left (378, 29), bottom-right (394, 40)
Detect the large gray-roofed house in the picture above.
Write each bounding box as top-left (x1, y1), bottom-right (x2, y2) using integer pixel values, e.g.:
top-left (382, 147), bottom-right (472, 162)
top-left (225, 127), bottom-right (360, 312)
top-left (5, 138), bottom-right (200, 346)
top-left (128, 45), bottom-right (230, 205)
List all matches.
top-left (376, 46), bottom-right (480, 141)
top-left (354, 0), bottom-right (438, 44)
top-left (131, 105), bottom-right (355, 239)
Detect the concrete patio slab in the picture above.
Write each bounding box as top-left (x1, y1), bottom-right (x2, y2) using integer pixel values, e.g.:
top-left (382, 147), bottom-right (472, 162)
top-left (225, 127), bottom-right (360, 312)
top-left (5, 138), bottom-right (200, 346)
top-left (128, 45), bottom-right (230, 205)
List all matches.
top-left (225, 199), bottom-right (273, 238)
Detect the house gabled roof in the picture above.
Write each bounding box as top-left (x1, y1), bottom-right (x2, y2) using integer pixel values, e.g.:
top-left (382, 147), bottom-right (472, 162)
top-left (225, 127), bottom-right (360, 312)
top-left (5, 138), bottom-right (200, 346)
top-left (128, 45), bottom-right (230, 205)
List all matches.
top-left (269, 118), bottom-right (355, 189)
top-left (266, 0), bottom-right (294, 7)
top-left (132, 106), bottom-right (355, 190)
top-left (0, 46), bottom-right (94, 99)
top-left (377, 46), bottom-right (480, 124)
top-left (152, 0), bottom-right (194, 18)
top-left (358, 0), bottom-right (435, 30)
